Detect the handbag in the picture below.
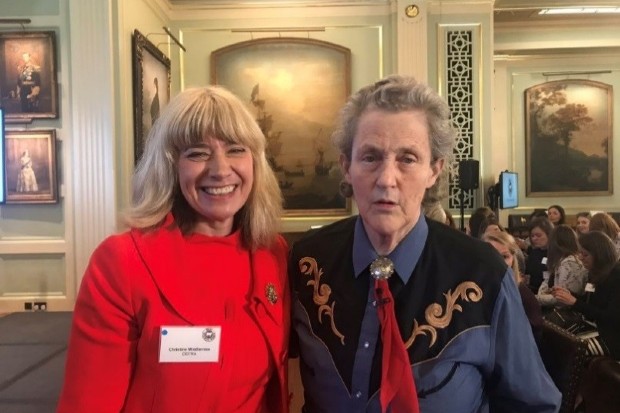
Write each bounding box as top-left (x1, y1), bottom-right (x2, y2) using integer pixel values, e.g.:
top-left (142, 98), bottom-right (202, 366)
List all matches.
top-left (543, 307), bottom-right (598, 336)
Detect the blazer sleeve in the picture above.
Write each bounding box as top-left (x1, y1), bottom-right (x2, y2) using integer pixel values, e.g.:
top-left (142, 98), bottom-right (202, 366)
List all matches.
top-left (57, 235), bottom-right (139, 413)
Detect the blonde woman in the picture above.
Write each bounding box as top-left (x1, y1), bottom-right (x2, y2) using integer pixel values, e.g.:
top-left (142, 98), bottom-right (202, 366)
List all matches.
top-left (58, 86), bottom-right (290, 413)
top-left (483, 230), bottom-right (543, 343)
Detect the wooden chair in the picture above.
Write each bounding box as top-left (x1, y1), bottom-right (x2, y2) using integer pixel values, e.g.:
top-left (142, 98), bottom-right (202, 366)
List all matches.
top-left (539, 320), bottom-right (589, 413)
top-left (580, 356), bottom-right (620, 413)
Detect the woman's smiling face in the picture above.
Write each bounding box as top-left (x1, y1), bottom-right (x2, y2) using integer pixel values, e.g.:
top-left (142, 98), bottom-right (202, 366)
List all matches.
top-left (178, 136), bottom-right (254, 236)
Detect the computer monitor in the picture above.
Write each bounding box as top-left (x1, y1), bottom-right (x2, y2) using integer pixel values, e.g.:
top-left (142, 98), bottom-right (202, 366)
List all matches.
top-left (0, 108), bottom-right (5, 204)
top-left (499, 170), bottom-right (518, 209)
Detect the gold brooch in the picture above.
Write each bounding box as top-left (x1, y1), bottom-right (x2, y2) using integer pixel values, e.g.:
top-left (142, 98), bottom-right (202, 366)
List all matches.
top-left (265, 283), bottom-right (278, 304)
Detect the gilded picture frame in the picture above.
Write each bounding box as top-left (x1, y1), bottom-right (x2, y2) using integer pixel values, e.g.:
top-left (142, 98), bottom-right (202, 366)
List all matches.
top-left (4, 129), bottom-right (58, 204)
top-left (132, 29), bottom-right (171, 164)
top-left (0, 31), bottom-right (58, 122)
top-left (525, 79), bottom-right (613, 196)
top-left (211, 37), bottom-right (351, 217)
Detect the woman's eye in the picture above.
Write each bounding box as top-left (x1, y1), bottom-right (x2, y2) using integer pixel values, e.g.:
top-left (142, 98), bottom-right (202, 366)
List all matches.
top-left (228, 146), bottom-right (247, 155)
top-left (185, 150), bottom-right (209, 160)
top-left (361, 154), bottom-right (376, 163)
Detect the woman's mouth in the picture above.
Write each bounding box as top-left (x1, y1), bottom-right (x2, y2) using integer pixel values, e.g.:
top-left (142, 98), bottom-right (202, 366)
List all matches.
top-left (202, 185), bottom-right (236, 195)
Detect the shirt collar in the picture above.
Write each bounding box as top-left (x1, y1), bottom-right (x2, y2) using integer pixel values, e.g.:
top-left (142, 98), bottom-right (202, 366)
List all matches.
top-left (352, 215), bottom-right (428, 284)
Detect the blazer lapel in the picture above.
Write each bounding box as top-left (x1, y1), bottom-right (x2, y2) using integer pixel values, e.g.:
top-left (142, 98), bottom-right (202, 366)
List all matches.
top-left (130, 215), bottom-right (208, 325)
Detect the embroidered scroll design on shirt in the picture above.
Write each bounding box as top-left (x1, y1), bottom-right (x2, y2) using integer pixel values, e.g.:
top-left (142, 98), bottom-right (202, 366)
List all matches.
top-left (299, 256), bottom-right (346, 345)
top-left (405, 281), bottom-right (483, 349)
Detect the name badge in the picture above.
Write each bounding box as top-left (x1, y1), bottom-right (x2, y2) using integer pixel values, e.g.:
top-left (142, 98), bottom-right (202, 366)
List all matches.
top-left (541, 257), bottom-right (547, 265)
top-left (159, 326), bottom-right (221, 363)
top-left (585, 283), bottom-right (596, 293)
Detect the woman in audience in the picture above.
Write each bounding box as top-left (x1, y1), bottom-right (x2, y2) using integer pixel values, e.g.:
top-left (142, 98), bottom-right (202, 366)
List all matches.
top-left (468, 206), bottom-right (496, 238)
top-left (537, 224), bottom-right (588, 308)
top-left (524, 217), bottom-right (554, 293)
top-left (547, 204), bottom-right (566, 226)
top-left (444, 209), bottom-right (457, 229)
top-left (552, 231), bottom-right (620, 359)
top-left (479, 215), bottom-right (504, 237)
top-left (424, 201), bottom-right (448, 224)
top-left (575, 212), bottom-right (591, 235)
top-left (589, 212), bottom-right (620, 254)
top-left (483, 231), bottom-right (543, 344)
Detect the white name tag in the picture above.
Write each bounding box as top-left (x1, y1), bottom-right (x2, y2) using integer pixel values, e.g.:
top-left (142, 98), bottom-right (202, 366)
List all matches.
top-left (585, 283), bottom-right (596, 293)
top-left (541, 257), bottom-right (548, 265)
top-left (159, 326), bottom-right (221, 363)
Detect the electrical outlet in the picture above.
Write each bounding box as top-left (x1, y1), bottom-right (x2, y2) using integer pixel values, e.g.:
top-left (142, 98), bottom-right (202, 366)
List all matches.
top-left (33, 302), bottom-right (47, 311)
top-left (24, 302), bottom-right (33, 311)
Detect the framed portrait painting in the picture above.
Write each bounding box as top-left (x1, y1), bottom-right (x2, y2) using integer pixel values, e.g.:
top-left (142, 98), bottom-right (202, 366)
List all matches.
top-left (132, 29), bottom-right (171, 164)
top-left (0, 31), bottom-right (58, 121)
top-left (4, 129), bottom-right (58, 204)
top-left (211, 37), bottom-right (351, 217)
top-left (525, 79), bottom-right (613, 196)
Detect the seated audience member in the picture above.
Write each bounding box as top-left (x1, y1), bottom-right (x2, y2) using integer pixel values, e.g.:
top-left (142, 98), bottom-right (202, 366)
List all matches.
top-left (468, 206), bottom-right (496, 238)
top-left (515, 209), bottom-right (549, 251)
top-left (424, 202), bottom-right (447, 224)
top-left (479, 215), bottom-right (504, 237)
top-left (525, 217), bottom-right (554, 293)
top-left (537, 225), bottom-right (588, 308)
top-left (483, 231), bottom-right (543, 344)
top-left (444, 209), bottom-right (457, 229)
top-left (547, 204), bottom-right (566, 226)
top-left (589, 212), bottom-right (620, 255)
top-left (575, 211), bottom-right (591, 235)
top-left (552, 231), bottom-right (620, 359)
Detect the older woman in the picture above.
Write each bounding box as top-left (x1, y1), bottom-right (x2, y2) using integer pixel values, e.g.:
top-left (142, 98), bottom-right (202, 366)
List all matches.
top-left (289, 75), bottom-right (559, 413)
top-left (58, 86), bottom-right (290, 413)
top-left (553, 231), bottom-right (620, 359)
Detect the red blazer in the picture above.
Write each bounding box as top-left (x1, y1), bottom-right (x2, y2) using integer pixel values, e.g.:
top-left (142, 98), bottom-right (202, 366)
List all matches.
top-left (57, 215), bottom-right (290, 413)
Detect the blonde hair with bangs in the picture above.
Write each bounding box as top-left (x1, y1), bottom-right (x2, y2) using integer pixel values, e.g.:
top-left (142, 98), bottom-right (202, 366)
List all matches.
top-left (482, 230), bottom-right (523, 285)
top-left (126, 85), bottom-right (283, 249)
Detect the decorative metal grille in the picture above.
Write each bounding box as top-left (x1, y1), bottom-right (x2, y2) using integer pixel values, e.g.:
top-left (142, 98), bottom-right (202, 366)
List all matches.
top-left (445, 29), bottom-right (475, 210)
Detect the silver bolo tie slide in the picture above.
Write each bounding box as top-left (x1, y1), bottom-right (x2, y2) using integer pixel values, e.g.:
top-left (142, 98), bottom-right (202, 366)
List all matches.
top-left (370, 256), bottom-right (394, 280)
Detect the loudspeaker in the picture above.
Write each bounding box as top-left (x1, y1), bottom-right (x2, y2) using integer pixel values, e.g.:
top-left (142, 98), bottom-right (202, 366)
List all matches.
top-left (459, 159), bottom-right (479, 190)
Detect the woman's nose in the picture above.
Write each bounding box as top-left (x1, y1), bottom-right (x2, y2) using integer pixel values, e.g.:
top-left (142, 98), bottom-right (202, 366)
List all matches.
top-left (376, 159), bottom-right (398, 187)
top-left (208, 152), bottom-right (231, 177)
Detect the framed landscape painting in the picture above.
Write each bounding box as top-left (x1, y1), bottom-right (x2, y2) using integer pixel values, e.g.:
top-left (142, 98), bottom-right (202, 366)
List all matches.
top-left (525, 79), bottom-right (613, 196)
top-left (132, 29), bottom-right (171, 164)
top-left (0, 31), bottom-right (58, 121)
top-left (4, 129), bottom-right (58, 204)
top-left (211, 37), bottom-right (351, 217)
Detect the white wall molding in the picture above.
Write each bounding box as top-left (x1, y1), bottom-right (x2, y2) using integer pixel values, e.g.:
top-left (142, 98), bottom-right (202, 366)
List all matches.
top-left (68, 0), bottom-right (117, 287)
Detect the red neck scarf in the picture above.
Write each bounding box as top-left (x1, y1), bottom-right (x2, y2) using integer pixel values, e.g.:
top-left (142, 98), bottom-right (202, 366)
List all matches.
top-left (371, 258), bottom-right (420, 413)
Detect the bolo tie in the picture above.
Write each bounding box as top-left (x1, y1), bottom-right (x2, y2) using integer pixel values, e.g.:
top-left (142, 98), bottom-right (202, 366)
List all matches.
top-left (370, 257), bottom-right (420, 413)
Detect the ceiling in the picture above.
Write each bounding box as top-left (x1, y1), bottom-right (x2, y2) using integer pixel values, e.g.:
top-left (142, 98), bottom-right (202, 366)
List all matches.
top-left (164, 0), bottom-right (620, 23)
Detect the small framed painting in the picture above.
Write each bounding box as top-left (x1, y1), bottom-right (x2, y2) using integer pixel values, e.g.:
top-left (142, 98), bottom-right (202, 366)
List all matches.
top-left (0, 31), bottom-right (59, 121)
top-left (4, 129), bottom-right (58, 204)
